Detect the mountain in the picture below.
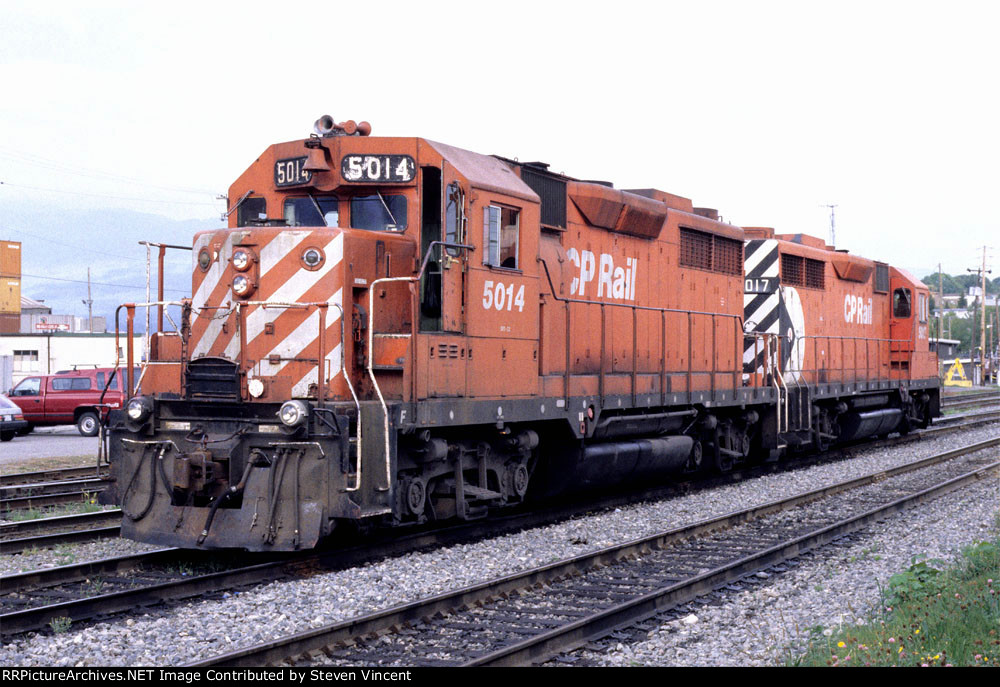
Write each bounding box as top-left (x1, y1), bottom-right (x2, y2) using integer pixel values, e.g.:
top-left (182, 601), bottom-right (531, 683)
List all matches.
top-left (1, 200), bottom-right (224, 333)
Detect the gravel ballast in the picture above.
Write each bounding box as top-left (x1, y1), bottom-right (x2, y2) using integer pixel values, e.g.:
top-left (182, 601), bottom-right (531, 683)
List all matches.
top-left (1, 423), bottom-right (997, 666)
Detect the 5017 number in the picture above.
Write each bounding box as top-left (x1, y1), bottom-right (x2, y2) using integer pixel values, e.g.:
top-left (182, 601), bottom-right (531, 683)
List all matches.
top-left (482, 280), bottom-right (525, 312)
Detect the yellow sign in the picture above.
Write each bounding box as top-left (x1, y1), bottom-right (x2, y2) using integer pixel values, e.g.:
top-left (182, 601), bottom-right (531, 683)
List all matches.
top-left (944, 359), bottom-right (972, 387)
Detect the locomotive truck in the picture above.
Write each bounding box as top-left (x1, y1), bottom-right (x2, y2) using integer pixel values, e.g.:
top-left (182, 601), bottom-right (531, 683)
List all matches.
top-left (99, 116), bottom-right (939, 550)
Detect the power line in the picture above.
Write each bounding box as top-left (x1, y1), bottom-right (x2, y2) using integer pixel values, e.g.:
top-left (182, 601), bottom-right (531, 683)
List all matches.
top-left (0, 145), bottom-right (219, 196)
top-left (7, 228), bottom-right (146, 263)
top-left (0, 179), bottom-right (221, 206)
top-left (21, 271), bottom-right (188, 295)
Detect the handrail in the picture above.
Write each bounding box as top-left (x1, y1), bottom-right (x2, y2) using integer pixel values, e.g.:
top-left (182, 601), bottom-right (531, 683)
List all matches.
top-left (789, 334), bottom-right (916, 386)
top-left (114, 300), bottom-right (190, 400)
top-left (140, 241), bottom-right (192, 351)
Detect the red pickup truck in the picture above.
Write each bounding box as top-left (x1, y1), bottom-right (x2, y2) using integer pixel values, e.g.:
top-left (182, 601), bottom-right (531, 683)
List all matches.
top-left (8, 367), bottom-right (138, 437)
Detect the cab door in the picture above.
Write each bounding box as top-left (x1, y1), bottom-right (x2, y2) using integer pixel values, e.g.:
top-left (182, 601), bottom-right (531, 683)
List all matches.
top-left (418, 167), bottom-right (467, 334)
top-left (418, 164), bottom-right (469, 398)
top-left (439, 169), bottom-right (468, 333)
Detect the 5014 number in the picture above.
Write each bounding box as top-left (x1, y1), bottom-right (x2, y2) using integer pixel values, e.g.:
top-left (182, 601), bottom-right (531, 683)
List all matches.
top-left (482, 280), bottom-right (525, 312)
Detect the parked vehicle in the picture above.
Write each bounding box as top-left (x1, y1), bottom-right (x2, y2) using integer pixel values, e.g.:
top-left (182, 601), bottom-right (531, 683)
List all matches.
top-left (0, 394), bottom-right (28, 441)
top-left (8, 367), bottom-right (138, 436)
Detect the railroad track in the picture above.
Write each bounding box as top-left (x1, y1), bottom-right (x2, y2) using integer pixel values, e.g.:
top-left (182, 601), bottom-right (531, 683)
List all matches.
top-left (3, 417), bottom-right (997, 637)
top-left (941, 392), bottom-right (1000, 410)
top-left (0, 466), bottom-right (103, 488)
top-left (0, 483), bottom-right (107, 512)
top-left (0, 510), bottom-right (123, 553)
top-left (187, 436), bottom-right (999, 667)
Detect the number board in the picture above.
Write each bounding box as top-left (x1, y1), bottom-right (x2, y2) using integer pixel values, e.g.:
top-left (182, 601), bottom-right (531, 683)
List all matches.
top-left (274, 157), bottom-right (312, 187)
top-left (744, 277), bottom-right (780, 294)
top-left (341, 155), bottom-right (416, 183)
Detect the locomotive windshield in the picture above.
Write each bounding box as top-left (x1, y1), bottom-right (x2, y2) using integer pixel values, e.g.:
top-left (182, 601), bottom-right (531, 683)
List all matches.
top-left (283, 196), bottom-right (339, 227)
top-left (351, 193), bottom-right (407, 232)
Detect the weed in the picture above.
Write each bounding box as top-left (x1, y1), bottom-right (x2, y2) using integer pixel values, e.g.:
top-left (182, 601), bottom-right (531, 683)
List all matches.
top-left (49, 617), bottom-right (72, 634)
top-left (787, 528), bottom-right (1000, 667)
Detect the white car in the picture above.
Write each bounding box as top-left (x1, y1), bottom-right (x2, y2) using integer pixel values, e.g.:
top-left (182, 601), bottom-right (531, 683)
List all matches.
top-left (0, 394), bottom-right (28, 441)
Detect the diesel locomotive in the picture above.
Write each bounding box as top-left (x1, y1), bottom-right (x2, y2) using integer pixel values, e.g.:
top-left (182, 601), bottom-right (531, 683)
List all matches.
top-left (99, 116), bottom-right (939, 550)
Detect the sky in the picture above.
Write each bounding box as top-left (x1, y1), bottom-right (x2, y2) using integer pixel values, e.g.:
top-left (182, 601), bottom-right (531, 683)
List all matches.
top-left (1, 1), bottom-right (997, 289)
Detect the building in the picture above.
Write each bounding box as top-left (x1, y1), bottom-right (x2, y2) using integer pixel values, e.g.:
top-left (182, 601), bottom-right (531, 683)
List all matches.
top-left (929, 337), bottom-right (961, 358)
top-left (0, 331), bottom-right (145, 388)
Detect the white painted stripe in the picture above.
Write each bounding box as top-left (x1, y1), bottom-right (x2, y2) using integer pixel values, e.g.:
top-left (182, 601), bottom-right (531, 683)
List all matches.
top-left (192, 233), bottom-right (233, 311)
top-left (743, 291), bottom-right (780, 333)
top-left (191, 232), bottom-right (236, 359)
top-left (253, 288), bottom-right (344, 371)
top-left (290, 343), bottom-right (343, 398)
top-left (743, 239), bottom-right (778, 277)
top-left (220, 233), bottom-right (343, 361)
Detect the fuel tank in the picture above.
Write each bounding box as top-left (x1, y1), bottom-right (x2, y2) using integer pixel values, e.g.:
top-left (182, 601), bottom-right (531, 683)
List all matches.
top-left (837, 408), bottom-right (903, 442)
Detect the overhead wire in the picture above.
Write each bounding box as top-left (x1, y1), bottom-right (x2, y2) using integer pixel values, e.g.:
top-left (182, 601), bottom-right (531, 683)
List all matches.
top-left (21, 271), bottom-right (188, 295)
top-left (0, 180), bottom-right (220, 206)
top-left (0, 145), bottom-right (220, 196)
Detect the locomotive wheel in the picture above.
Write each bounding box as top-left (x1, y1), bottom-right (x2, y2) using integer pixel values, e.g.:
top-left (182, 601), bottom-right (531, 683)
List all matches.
top-left (509, 463), bottom-right (529, 498)
top-left (404, 477), bottom-right (426, 515)
top-left (739, 433), bottom-right (751, 458)
top-left (684, 441), bottom-right (703, 473)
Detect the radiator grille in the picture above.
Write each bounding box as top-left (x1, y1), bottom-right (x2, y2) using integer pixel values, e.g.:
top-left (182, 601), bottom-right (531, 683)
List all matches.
top-left (680, 228), bottom-right (742, 275)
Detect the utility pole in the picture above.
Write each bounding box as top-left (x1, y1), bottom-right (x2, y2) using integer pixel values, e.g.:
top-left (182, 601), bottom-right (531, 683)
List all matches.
top-left (968, 246), bottom-right (993, 385)
top-left (81, 267), bottom-right (94, 334)
top-left (821, 204), bottom-right (837, 247)
top-left (937, 262), bottom-right (943, 343)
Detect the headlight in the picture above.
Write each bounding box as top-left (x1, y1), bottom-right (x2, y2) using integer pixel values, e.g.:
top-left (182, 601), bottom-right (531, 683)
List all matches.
top-left (278, 400), bottom-right (309, 427)
top-left (232, 249), bottom-right (251, 271)
top-left (232, 274), bottom-right (254, 297)
top-left (126, 396), bottom-right (152, 422)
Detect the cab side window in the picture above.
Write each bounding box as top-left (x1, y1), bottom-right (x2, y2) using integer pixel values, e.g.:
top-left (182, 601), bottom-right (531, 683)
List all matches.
top-left (893, 288), bottom-right (912, 318)
top-left (236, 197), bottom-right (267, 227)
top-left (483, 205), bottom-right (519, 269)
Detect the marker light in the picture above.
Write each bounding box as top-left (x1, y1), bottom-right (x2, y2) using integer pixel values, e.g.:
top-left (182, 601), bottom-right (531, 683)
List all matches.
top-left (302, 247), bottom-right (323, 268)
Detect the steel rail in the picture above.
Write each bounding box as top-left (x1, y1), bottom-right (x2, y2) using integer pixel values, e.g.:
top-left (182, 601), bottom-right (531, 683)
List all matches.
top-left (186, 435), bottom-right (1000, 668)
top-left (0, 509), bottom-right (121, 544)
top-left (470, 457), bottom-right (1000, 666)
top-left (4, 419), bottom-right (995, 639)
top-left (1, 477), bottom-right (106, 499)
top-left (941, 395), bottom-right (1000, 410)
top-left (0, 526), bottom-right (122, 554)
top-left (0, 466), bottom-right (103, 488)
top-left (1, 488), bottom-right (107, 512)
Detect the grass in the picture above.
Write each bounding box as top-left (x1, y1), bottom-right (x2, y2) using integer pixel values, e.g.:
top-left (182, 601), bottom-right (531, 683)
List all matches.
top-left (0, 453), bottom-right (98, 476)
top-left (788, 532), bottom-right (1000, 667)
